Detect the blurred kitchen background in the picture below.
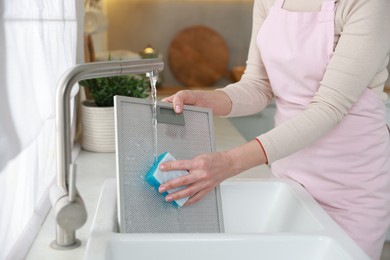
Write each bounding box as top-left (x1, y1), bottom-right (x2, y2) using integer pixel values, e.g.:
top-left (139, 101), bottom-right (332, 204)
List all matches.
top-left (87, 0), bottom-right (390, 89)
top-left (86, 0), bottom-right (253, 89)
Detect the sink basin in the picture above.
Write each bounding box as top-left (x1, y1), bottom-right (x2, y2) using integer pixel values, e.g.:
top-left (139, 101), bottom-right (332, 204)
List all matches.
top-left (220, 180), bottom-right (322, 233)
top-left (84, 178), bottom-right (369, 260)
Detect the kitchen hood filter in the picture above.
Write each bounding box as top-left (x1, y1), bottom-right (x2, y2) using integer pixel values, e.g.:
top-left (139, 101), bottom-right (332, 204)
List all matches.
top-left (114, 96), bottom-right (224, 234)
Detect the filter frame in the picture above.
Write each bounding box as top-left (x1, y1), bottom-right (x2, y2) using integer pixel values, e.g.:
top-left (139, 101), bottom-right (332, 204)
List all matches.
top-left (114, 95), bottom-right (224, 234)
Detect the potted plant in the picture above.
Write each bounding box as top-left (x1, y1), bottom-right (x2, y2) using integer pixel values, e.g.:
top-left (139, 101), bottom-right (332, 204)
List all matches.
top-left (79, 74), bottom-right (149, 152)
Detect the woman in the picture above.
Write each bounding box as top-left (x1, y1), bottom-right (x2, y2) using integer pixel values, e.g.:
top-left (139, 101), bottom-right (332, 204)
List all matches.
top-left (159, 0), bottom-right (390, 259)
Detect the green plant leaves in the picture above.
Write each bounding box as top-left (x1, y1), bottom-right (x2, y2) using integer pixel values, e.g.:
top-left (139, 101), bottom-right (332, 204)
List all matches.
top-left (79, 75), bottom-right (149, 107)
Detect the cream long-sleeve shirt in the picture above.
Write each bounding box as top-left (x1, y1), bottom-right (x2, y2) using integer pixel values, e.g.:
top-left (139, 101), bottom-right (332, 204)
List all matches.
top-left (220, 0), bottom-right (390, 164)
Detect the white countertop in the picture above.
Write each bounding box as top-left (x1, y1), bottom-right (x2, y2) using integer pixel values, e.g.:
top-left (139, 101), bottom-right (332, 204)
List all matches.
top-left (26, 116), bottom-right (272, 260)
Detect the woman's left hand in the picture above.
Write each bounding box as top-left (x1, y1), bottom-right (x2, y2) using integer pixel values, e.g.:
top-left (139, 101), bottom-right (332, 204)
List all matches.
top-left (158, 151), bottom-right (235, 207)
top-left (158, 139), bottom-right (268, 206)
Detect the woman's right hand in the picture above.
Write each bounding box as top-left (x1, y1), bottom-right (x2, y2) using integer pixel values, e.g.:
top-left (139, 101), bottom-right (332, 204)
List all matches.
top-left (161, 90), bottom-right (204, 114)
top-left (161, 89), bottom-right (232, 116)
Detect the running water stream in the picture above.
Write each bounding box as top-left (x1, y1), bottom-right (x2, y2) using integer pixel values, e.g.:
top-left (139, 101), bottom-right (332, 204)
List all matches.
top-left (149, 73), bottom-right (159, 163)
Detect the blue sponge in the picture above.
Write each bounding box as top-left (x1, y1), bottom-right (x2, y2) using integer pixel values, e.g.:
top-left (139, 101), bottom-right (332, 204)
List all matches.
top-left (145, 152), bottom-right (190, 208)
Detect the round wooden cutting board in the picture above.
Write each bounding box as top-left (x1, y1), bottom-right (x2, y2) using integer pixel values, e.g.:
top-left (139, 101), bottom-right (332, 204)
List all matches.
top-left (168, 25), bottom-right (229, 87)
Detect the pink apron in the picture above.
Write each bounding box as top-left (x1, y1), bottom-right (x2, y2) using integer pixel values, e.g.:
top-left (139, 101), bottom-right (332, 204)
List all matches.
top-left (257, 0), bottom-right (390, 259)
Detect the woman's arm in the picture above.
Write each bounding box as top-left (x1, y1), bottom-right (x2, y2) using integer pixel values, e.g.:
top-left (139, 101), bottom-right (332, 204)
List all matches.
top-left (258, 0), bottom-right (390, 163)
top-left (158, 139), bottom-right (267, 206)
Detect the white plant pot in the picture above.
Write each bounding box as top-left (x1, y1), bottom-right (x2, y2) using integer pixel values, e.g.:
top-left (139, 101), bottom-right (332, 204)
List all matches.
top-left (81, 101), bottom-right (115, 153)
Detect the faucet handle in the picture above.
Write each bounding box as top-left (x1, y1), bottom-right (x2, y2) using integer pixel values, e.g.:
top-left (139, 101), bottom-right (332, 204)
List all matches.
top-left (51, 163), bottom-right (87, 249)
top-left (68, 163), bottom-right (77, 202)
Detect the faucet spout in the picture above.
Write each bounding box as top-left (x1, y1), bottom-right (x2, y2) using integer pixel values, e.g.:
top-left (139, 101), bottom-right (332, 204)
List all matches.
top-left (146, 69), bottom-right (159, 78)
top-left (51, 58), bottom-right (164, 249)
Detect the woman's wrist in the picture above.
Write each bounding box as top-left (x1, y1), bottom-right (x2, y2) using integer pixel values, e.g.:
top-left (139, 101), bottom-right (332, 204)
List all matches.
top-left (223, 139), bottom-right (267, 177)
top-left (201, 89), bottom-right (232, 116)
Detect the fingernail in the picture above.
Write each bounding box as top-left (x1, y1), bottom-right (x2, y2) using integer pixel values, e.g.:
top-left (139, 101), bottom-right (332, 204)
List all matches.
top-left (159, 164), bottom-right (167, 170)
top-left (159, 186), bottom-right (167, 193)
top-left (165, 195), bottom-right (173, 202)
top-left (175, 105), bottom-right (181, 113)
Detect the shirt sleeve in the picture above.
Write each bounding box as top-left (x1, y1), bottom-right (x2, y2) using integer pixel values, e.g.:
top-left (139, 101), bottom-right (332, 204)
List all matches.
top-left (220, 0), bottom-right (390, 164)
top-left (257, 0), bottom-right (390, 163)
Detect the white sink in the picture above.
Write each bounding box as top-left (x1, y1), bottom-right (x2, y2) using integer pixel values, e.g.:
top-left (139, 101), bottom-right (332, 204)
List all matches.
top-left (84, 178), bottom-right (369, 260)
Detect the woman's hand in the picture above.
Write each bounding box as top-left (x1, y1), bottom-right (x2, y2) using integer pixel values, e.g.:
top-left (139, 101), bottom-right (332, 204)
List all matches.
top-left (162, 90), bottom-right (204, 114)
top-left (158, 140), bottom-right (267, 206)
top-left (158, 151), bottom-right (236, 206)
top-left (162, 89), bottom-right (232, 116)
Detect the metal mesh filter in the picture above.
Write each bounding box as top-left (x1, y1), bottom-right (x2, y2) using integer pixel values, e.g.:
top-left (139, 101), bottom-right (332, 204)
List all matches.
top-left (114, 96), bottom-right (224, 233)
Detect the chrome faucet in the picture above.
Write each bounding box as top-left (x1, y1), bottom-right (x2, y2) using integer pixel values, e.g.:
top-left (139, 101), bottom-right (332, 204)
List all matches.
top-left (50, 58), bottom-right (164, 249)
